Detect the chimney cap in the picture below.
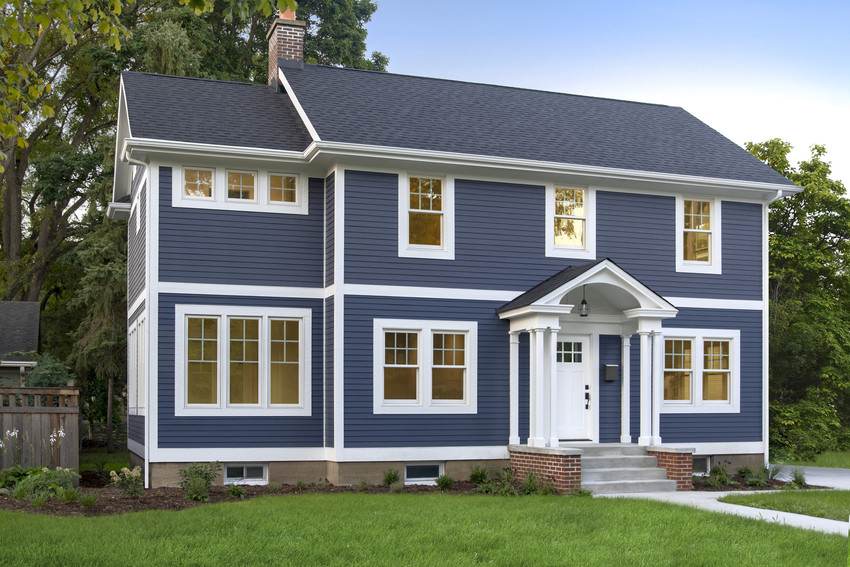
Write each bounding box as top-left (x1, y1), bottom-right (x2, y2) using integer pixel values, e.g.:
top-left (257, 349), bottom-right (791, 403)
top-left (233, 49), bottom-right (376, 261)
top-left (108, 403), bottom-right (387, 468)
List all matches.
top-left (280, 7), bottom-right (296, 20)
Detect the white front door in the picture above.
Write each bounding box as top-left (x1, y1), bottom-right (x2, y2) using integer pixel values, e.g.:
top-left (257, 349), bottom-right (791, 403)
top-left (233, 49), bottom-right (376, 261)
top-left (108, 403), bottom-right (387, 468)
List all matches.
top-left (556, 336), bottom-right (592, 440)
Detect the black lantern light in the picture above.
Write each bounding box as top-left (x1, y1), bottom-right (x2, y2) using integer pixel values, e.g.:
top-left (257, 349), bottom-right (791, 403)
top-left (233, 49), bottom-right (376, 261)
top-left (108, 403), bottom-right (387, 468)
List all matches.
top-left (578, 285), bottom-right (589, 317)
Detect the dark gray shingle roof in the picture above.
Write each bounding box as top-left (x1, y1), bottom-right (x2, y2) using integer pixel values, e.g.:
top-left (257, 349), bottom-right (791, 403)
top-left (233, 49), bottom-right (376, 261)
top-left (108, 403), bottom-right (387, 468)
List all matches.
top-left (497, 259), bottom-right (608, 314)
top-left (283, 65), bottom-right (793, 186)
top-left (0, 301), bottom-right (40, 359)
top-left (121, 72), bottom-right (312, 152)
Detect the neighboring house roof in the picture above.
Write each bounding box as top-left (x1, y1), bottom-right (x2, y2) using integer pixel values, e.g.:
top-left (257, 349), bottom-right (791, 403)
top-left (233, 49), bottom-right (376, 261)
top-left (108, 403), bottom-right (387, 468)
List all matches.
top-left (0, 301), bottom-right (40, 361)
top-left (282, 64), bottom-right (795, 187)
top-left (120, 72), bottom-right (312, 152)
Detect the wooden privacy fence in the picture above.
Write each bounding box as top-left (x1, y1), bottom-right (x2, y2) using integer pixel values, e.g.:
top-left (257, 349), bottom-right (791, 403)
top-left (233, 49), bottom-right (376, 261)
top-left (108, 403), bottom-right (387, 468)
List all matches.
top-left (0, 386), bottom-right (79, 471)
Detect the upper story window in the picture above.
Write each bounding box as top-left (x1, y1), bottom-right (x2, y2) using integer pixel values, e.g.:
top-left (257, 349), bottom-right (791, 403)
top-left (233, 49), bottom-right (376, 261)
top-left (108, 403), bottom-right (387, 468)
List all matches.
top-left (545, 184), bottom-right (596, 259)
top-left (175, 304), bottom-right (312, 416)
top-left (675, 196), bottom-right (721, 274)
top-left (373, 319), bottom-right (477, 414)
top-left (661, 328), bottom-right (739, 413)
top-left (398, 173), bottom-right (455, 260)
top-left (173, 166), bottom-right (307, 215)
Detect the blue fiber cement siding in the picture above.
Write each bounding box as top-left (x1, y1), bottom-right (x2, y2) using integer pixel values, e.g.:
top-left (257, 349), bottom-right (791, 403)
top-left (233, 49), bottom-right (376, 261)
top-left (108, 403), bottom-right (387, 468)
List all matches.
top-left (344, 296), bottom-right (510, 447)
top-left (598, 334), bottom-right (622, 443)
top-left (158, 167), bottom-right (324, 287)
top-left (324, 296), bottom-right (334, 447)
top-left (325, 172), bottom-right (334, 287)
top-left (343, 171), bottom-right (761, 300)
top-left (128, 414), bottom-right (145, 446)
top-left (128, 175), bottom-right (146, 304)
top-left (157, 294), bottom-right (324, 448)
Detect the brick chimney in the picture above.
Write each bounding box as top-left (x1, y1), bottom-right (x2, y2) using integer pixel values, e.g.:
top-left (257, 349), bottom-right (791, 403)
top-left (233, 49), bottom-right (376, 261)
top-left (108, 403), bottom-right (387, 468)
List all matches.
top-left (267, 8), bottom-right (306, 85)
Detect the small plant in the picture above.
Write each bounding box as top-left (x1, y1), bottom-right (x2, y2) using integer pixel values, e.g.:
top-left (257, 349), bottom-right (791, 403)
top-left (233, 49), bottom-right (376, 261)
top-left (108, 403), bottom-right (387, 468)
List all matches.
top-left (436, 474), bottom-right (454, 491)
top-left (15, 466), bottom-right (78, 498)
top-left (56, 487), bottom-right (79, 502)
top-left (767, 464), bottom-right (784, 480)
top-left (469, 465), bottom-right (489, 485)
top-left (493, 468), bottom-right (517, 496)
top-left (573, 487), bottom-right (593, 497)
top-left (79, 490), bottom-right (99, 507)
top-left (225, 484), bottom-right (245, 499)
top-left (705, 465), bottom-right (736, 488)
top-left (267, 481), bottom-right (282, 493)
top-left (12, 483), bottom-right (29, 500)
top-left (357, 478), bottom-right (370, 492)
top-left (294, 479), bottom-right (308, 491)
top-left (736, 466), bottom-right (754, 482)
top-left (0, 465), bottom-right (39, 489)
top-left (178, 462), bottom-right (221, 501)
top-left (315, 478), bottom-right (331, 492)
top-left (27, 490), bottom-right (50, 507)
top-left (790, 468), bottom-right (807, 488)
top-left (383, 468), bottom-right (400, 487)
top-left (539, 479), bottom-right (559, 496)
top-left (110, 466), bottom-right (144, 498)
top-left (388, 480), bottom-right (403, 494)
top-left (520, 472), bottom-right (541, 495)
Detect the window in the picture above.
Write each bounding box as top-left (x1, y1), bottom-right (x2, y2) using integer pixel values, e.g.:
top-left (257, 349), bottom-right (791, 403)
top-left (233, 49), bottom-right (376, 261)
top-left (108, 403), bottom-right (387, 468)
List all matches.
top-left (127, 317), bottom-right (146, 416)
top-left (545, 184), bottom-right (596, 259)
top-left (557, 341), bottom-right (583, 363)
top-left (373, 319), bottom-right (477, 414)
top-left (661, 328), bottom-right (740, 413)
top-left (398, 173), bottom-right (455, 260)
top-left (224, 464), bottom-right (267, 485)
top-left (675, 196), bottom-right (721, 274)
top-left (405, 463), bottom-right (443, 486)
top-left (175, 305), bottom-right (312, 416)
top-left (172, 166), bottom-right (307, 215)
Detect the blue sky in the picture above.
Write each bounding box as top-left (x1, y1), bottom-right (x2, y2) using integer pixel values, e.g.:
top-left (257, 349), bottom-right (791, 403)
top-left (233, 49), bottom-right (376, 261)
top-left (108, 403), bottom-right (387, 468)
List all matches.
top-left (365, 0), bottom-right (850, 186)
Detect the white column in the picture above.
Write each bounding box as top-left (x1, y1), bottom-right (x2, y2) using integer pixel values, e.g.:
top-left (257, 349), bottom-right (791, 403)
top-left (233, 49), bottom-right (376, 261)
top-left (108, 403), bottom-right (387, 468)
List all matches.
top-left (548, 328), bottom-right (560, 448)
top-left (528, 330), bottom-right (538, 445)
top-left (620, 334), bottom-right (632, 443)
top-left (651, 330), bottom-right (663, 445)
top-left (509, 331), bottom-right (520, 445)
top-left (638, 331), bottom-right (652, 446)
top-left (531, 327), bottom-right (547, 448)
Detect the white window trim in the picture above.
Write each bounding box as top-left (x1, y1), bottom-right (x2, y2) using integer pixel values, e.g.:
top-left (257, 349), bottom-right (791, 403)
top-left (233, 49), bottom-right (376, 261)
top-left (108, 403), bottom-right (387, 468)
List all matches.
top-left (675, 195), bottom-right (721, 274)
top-left (660, 328), bottom-right (740, 413)
top-left (373, 319), bottom-right (477, 414)
top-left (404, 462), bottom-right (445, 486)
top-left (544, 184), bottom-right (596, 259)
top-left (172, 166), bottom-right (308, 215)
top-left (127, 317), bottom-right (146, 416)
top-left (397, 173), bottom-right (455, 260)
top-left (223, 463), bottom-right (268, 486)
top-left (174, 304), bottom-right (312, 416)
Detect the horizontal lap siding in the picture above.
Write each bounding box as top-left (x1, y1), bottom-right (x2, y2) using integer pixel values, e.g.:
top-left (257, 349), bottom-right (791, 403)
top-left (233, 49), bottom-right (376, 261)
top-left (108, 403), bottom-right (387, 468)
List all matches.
top-left (158, 167), bottom-right (323, 287)
top-left (128, 178), bottom-right (146, 304)
top-left (344, 296), bottom-right (509, 447)
top-left (129, 301), bottom-right (145, 325)
top-left (660, 308), bottom-right (763, 443)
top-left (325, 296), bottom-right (333, 447)
top-left (128, 414), bottom-right (145, 445)
top-left (598, 334), bottom-right (621, 443)
top-left (157, 294), bottom-right (324, 448)
top-left (325, 172), bottom-right (334, 287)
top-left (597, 192), bottom-right (762, 299)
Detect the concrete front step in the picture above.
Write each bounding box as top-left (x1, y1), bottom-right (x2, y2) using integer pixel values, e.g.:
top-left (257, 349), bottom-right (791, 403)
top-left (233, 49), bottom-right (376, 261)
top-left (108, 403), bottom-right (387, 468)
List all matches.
top-left (583, 479), bottom-right (678, 495)
top-left (562, 444), bottom-right (647, 457)
top-left (582, 466), bottom-right (669, 483)
top-left (581, 455), bottom-right (659, 469)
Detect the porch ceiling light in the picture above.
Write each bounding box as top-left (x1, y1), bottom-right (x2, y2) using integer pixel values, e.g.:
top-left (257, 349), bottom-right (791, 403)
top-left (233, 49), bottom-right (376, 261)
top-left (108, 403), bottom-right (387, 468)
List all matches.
top-left (579, 285), bottom-right (589, 317)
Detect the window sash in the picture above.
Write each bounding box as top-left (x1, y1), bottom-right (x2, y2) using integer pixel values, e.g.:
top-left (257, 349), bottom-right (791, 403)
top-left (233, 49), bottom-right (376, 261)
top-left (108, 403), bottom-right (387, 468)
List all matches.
top-left (663, 335), bottom-right (735, 407)
top-left (184, 168), bottom-right (214, 199)
top-left (408, 177), bottom-right (444, 247)
top-left (682, 199), bottom-right (711, 262)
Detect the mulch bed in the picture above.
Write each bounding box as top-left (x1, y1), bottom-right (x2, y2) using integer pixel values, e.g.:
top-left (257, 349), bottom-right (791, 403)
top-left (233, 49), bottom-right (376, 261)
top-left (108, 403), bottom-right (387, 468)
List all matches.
top-left (691, 473), bottom-right (818, 492)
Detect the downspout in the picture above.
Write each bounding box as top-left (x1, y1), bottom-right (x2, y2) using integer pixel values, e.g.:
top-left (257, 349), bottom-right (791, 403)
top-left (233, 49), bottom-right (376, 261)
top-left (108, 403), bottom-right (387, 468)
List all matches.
top-left (763, 188), bottom-right (781, 466)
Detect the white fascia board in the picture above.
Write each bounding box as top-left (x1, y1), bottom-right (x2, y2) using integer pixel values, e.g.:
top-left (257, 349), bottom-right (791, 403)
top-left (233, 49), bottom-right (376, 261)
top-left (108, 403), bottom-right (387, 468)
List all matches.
top-left (663, 442), bottom-right (765, 456)
top-left (306, 141), bottom-right (799, 198)
top-left (346, 283), bottom-right (520, 302)
top-left (124, 137), bottom-right (306, 164)
top-left (107, 201), bottom-right (131, 220)
top-left (277, 68), bottom-right (321, 142)
top-left (112, 79), bottom-right (132, 202)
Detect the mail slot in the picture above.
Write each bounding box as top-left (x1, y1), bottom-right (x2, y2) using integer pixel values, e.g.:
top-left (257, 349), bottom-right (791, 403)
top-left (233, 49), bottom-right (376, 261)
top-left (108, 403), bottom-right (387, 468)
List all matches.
top-left (603, 364), bottom-right (619, 382)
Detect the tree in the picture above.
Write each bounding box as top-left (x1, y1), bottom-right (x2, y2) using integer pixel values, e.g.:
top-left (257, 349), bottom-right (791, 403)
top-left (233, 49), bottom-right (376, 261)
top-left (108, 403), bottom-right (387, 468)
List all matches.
top-left (748, 139), bottom-right (850, 459)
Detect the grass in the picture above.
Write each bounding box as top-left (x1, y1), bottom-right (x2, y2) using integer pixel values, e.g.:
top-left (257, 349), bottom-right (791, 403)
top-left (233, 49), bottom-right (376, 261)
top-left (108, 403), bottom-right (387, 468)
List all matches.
top-left (78, 450), bottom-right (130, 473)
top-left (779, 451), bottom-right (850, 469)
top-left (720, 490), bottom-right (850, 522)
top-left (1, 494), bottom-right (846, 566)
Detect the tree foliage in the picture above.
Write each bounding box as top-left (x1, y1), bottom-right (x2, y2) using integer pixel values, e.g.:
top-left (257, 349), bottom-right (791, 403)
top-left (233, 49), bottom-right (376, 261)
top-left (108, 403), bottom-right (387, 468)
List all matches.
top-left (748, 139), bottom-right (850, 459)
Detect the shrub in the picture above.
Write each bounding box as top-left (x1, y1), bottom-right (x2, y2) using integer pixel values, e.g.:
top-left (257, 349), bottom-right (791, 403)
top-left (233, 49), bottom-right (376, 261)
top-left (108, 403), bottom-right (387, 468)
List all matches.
top-left (316, 478), bottom-right (331, 492)
top-left (178, 462), bottom-right (221, 501)
top-left (520, 472), bottom-right (540, 495)
top-left (383, 468), bottom-right (400, 487)
top-left (436, 474), bottom-right (454, 491)
top-left (225, 484), bottom-right (245, 499)
top-left (705, 465), bottom-right (735, 488)
top-left (56, 487), bottom-right (79, 502)
top-left (110, 466), bottom-right (144, 498)
top-left (790, 468), bottom-right (807, 488)
top-left (0, 465), bottom-right (39, 489)
top-left (388, 480), bottom-right (403, 494)
top-left (267, 481), bottom-right (282, 493)
top-left (469, 465), bottom-right (489, 485)
top-left (736, 466), bottom-right (754, 482)
top-left (15, 467), bottom-right (77, 498)
top-left (767, 464), bottom-right (784, 480)
top-left (493, 468), bottom-right (517, 497)
top-left (294, 479), bottom-right (307, 491)
top-left (79, 490), bottom-right (99, 507)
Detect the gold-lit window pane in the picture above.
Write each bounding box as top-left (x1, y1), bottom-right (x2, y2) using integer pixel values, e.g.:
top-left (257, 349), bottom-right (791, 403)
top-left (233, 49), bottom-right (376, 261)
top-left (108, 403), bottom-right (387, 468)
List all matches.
top-left (385, 332), bottom-right (417, 365)
top-left (188, 362), bottom-right (217, 404)
top-left (229, 318), bottom-right (259, 404)
top-left (433, 333), bottom-right (465, 366)
top-left (270, 174), bottom-right (297, 203)
top-left (409, 177), bottom-right (442, 212)
top-left (684, 200), bottom-right (711, 230)
top-left (227, 171), bottom-right (255, 200)
top-left (184, 168), bottom-right (213, 198)
top-left (384, 367), bottom-right (417, 400)
top-left (703, 372), bottom-right (729, 401)
top-left (433, 368), bottom-right (464, 400)
top-left (554, 187), bottom-right (585, 217)
top-left (684, 231), bottom-right (710, 262)
top-left (270, 363), bottom-right (299, 404)
top-left (664, 371), bottom-right (691, 401)
top-left (229, 362), bottom-right (259, 404)
top-left (270, 318), bottom-right (299, 405)
top-left (187, 317), bottom-right (218, 404)
top-left (409, 212), bottom-right (442, 246)
top-left (553, 218), bottom-right (585, 247)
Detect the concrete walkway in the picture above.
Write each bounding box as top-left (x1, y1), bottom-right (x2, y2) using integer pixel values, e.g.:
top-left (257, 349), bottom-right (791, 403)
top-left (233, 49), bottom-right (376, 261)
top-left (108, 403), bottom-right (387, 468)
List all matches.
top-left (600, 466), bottom-right (850, 536)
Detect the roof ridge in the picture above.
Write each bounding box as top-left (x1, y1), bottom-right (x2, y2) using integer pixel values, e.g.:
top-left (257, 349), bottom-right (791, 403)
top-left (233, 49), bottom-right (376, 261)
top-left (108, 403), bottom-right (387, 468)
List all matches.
top-left (296, 64), bottom-right (680, 110)
top-left (121, 70), bottom-right (269, 89)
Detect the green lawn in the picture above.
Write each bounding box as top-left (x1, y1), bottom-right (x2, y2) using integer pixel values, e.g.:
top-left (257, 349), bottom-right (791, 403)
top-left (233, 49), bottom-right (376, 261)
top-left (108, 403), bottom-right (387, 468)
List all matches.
top-left (1, 493), bottom-right (846, 566)
top-left (780, 451), bottom-right (850, 469)
top-left (78, 450), bottom-right (130, 473)
top-left (720, 490), bottom-right (850, 522)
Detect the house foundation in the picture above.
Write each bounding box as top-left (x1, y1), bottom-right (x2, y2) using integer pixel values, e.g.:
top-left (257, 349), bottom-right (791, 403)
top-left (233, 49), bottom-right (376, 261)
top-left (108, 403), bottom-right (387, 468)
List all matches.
top-left (647, 446), bottom-right (693, 490)
top-left (508, 445), bottom-right (582, 494)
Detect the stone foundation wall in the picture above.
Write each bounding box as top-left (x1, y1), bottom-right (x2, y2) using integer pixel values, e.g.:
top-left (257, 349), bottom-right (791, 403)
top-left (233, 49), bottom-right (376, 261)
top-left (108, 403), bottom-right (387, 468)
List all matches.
top-left (508, 445), bottom-right (581, 494)
top-left (648, 447), bottom-right (693, 490)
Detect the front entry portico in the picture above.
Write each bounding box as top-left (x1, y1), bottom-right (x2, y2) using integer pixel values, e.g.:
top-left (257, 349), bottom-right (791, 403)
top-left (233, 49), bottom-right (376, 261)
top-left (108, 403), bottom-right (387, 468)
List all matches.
top-left (498, 258), bottom-right (678, 449)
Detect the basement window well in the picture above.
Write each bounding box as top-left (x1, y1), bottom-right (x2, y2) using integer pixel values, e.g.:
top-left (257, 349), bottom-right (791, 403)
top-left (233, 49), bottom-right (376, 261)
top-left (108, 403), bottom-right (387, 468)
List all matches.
top-left (223, 464), bottom-right (267, 485)
top-left (404, 463), bottom-right (443, 486)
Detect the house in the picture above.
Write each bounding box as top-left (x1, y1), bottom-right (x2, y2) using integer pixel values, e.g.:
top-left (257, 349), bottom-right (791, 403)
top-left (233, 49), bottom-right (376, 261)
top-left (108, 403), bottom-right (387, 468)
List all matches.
top-left (0, 301), bottom-right (40, 384)
top-left (108, 11), bottom-right (799, 491)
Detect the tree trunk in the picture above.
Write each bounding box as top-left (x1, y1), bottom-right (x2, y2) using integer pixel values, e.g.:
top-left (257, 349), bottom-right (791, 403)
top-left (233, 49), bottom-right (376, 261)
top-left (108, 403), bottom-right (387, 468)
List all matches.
top-left (106, 375), bottom-right (114, 453)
